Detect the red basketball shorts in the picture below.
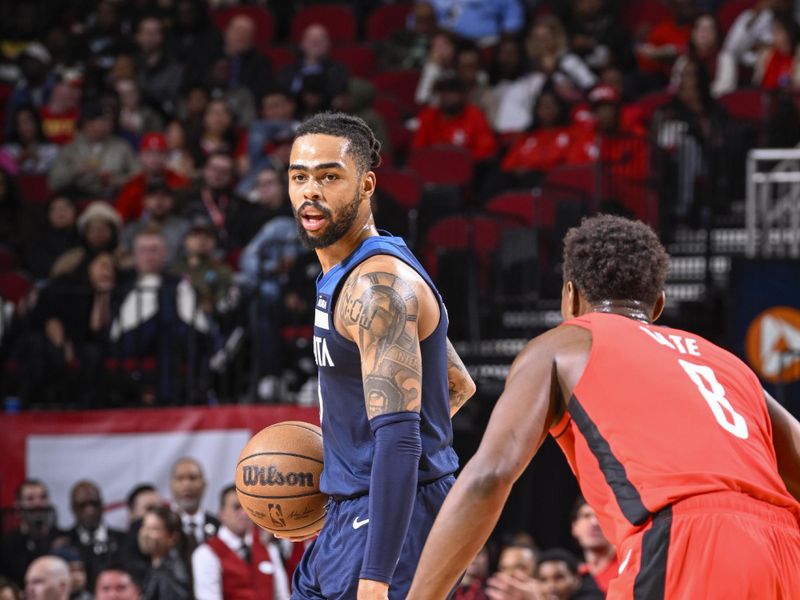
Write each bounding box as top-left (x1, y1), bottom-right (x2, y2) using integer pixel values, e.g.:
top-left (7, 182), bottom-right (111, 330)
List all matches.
top-left (607, 491), bottom-right (800, 599)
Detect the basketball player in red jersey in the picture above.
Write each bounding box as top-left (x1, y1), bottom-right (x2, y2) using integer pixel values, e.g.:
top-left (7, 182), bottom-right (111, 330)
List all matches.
top-left (408, 215), bottom-right (800, 599)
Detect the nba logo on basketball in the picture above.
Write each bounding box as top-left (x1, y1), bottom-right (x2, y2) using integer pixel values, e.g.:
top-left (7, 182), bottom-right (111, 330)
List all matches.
top-left (267, 504), bottom-right (286, 528)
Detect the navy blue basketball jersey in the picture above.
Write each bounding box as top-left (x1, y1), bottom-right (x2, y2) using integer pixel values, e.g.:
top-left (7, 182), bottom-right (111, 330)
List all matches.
top-left (312, 233), bottom-right (459, 497)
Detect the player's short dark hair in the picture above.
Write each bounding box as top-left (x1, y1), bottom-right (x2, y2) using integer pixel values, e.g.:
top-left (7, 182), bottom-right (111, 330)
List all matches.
top-left (295, 111), bottom-right (381, 173)
top-left (219, 483), bottom-right (237, 507)
top-left (536, 548), bottom-right (580, 576)
top-left (126, 483), bottom-right (156, 510)
top-left (562, 215), bottom-right (670, 307)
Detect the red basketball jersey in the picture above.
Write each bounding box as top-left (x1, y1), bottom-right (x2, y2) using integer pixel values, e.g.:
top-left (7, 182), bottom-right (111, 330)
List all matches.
top-left (550, 312), bottom-right (800, 545)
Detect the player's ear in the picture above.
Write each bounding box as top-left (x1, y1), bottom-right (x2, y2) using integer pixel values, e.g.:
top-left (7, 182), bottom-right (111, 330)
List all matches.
top-left (361, 170), bottom-right (376, 200)
top-left (562, 281), bottom-right (580, 319)
top-left (651, 290), bottom-right (666, 322)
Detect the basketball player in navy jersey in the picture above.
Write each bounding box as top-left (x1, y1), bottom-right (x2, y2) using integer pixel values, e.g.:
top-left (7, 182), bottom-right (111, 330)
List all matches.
top-left (284, 112), bottom-right (476, 600)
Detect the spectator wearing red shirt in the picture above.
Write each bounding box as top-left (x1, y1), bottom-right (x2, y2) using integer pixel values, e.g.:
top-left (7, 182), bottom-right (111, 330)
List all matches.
top-left (567, 84), bottom-right (650, 220)
top-left (636, 0), bottom-right (697, 81)
top-left (753, 15), bottom-right (800, 90)
top-left (412, 75), bottom-right (498, 162)
top-left (566, 84), bottom-right (648, 183)
top-left (39, 71), bottom-right (83, 146)
top-left (502, 86), bottom-right (572, 176)
top-left (116, 133), bottom-right (189, 222)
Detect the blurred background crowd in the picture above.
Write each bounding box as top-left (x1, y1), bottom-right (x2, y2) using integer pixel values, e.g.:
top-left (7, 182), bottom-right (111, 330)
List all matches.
top-left (2, 0), bottom-right (800, 409)
top-left (2, 0), bottom-right (800, 597)
top-left (0, 463), bottom-right (616, 600)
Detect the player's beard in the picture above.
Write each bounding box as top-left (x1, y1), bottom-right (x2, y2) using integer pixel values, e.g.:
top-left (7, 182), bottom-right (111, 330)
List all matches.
top-left (295, 189), bottom-right (361, 250)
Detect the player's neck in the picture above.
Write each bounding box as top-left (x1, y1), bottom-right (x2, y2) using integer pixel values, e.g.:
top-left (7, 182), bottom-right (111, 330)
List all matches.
top-left (590, 299), bottom-right (652, 323)
top-left (316, 218), bottom-right (379, 273)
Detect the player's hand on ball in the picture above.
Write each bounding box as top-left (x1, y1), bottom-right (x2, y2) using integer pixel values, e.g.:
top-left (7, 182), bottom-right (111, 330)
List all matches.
top-left (357, 579), bottom-right (389, 600)
top-left (273, 529), bottom-right (322, 543)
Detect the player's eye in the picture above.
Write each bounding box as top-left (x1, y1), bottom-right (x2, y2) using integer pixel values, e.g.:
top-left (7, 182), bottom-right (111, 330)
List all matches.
top-left (323, 173), bottom-right (338, 182)
top-left (291, 174), bottom-right (306, 183)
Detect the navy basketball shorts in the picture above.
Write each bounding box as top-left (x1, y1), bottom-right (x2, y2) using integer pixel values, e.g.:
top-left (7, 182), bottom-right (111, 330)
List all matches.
top-left (291, 475), bottom-right (455, 599)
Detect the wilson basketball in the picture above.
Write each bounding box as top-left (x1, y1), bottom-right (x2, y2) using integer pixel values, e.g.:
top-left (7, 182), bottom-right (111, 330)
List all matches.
top-left (235, 421), bottom-right (326, 537)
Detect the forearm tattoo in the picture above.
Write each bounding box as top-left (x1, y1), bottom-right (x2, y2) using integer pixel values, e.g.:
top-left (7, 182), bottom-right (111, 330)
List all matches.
top-left (446, 339), bottom-right (473, 412)
top-left (338, 268), bottom-right (422, 418)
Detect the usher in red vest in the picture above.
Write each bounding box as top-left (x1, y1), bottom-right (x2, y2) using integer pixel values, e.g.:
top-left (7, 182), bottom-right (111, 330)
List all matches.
top-left (206, 529), bottom-right (275, 600)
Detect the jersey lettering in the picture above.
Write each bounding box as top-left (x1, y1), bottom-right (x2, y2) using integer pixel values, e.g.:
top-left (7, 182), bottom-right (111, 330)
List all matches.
top-left (678, 359), bottom-right (749, 439)
top-left (639, 326), bottom-right (701, 356)
top-left (313, 336), bottom-right (334, 367)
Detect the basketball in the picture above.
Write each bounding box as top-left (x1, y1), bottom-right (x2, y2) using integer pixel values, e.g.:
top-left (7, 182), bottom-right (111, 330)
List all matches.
top-left (235, 421), bottom-right (326, 537)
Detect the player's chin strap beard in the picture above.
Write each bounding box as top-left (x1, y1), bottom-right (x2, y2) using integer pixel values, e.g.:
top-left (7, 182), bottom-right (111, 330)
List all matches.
top-left (592, 299), bottom-right (652, 323)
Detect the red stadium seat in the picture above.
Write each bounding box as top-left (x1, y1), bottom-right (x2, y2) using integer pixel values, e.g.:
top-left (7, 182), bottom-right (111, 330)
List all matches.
top-left (544, 164), bottom-right (596, 196)
top-left (620, 0), bottom-right (673, 38)
top-left (717, 0), bottom-right (757, 33)
top-left (423, 215), bottom-right (505, 284)
top-left (329, 45), bottom-right (376, 78)
top-left (291, 6), bottom-right (357, 44)
top-left (376, 167), bottom-right (422, 211)
top-left (718, 89), bottom-right (765, 122)
top-left (374, 94), bottom-right (412, 153)
top-left (370, 70), bottom-right (421, 115)
top-left (0, 271), bottom-right (33, 305)
top-left (407, 145), bottom-right (473, 188)
top-left (366, 4), bottom-right (413, 41)
top-left (212, 6), bottom-right (274, 53)
top-left (485, 191), bottom-right (557, 228)
top-left (262, 46), bottom-right (297, 73)
top-left (16, 173), bottom-right (51, 205)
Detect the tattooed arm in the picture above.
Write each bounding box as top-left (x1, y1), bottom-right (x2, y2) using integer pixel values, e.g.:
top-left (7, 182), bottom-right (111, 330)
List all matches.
top-left (336, 258), bottom-right (426, 600)
top-left (337, 261), bottom-right (423, 418)
top-left (446, 338), bottom-right (476, 417)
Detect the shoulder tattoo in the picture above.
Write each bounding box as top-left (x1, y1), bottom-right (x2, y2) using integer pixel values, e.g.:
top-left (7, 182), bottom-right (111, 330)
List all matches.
top-left (338, 268), bottom-right (422, 417)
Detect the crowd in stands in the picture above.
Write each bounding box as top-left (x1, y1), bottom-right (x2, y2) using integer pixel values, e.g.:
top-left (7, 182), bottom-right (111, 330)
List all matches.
top-left (2, 0), bottom-right (800, 408)
top-left (0, 456), bottom-right (612, 600)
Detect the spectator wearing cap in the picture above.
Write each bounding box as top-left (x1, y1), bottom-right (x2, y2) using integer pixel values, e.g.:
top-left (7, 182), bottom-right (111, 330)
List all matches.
top-left (412, 74), bottom-right (498, 162)
top-left (135, 15), bottom-right (184, 116)
top-left (51, 201), bottom-right (126, 277)
top-left (171, 216), bottom-right (235, 319)
top-left (278, 24), bottom-right (349, 101)
top-left (48, 102), bottom-right (139, 199)
top-left (38, 71), bottom-right (83, 146)
top-left (116, 132), bottom-right (189, 222)
top-left (3, 42), bottom-right (55, 136)
top-left (122, 182), bottom-right (190, 263)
